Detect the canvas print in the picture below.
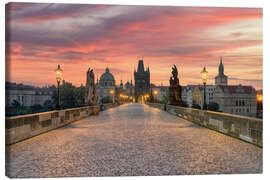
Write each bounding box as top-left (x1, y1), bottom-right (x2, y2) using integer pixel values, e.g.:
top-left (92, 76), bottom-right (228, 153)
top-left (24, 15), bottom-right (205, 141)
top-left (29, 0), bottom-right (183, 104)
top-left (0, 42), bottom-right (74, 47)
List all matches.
top-left (5, 2), bottom-right (262, 178)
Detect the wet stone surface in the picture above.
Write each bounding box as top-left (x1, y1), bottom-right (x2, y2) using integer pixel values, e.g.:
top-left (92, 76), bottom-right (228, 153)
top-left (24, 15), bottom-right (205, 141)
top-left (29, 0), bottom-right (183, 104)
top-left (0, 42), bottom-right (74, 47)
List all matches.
top-left (6, 103), bottom-right (262, 178)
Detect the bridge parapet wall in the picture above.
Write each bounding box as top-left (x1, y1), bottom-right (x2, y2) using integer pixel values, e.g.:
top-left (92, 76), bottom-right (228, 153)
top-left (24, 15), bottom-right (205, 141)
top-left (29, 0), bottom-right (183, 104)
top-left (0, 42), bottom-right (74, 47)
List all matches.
top-left (5, 105), bottom-right (103, 145)
top-left (147, 103), bottom-right (262, 147)
top-left (100, 103), bottom-right (118, 111)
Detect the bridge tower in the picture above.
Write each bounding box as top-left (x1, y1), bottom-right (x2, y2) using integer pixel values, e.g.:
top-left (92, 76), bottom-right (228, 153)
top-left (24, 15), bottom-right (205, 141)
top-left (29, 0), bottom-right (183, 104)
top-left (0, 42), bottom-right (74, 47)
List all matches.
top-left (134, 57), bottom-right (150, 102)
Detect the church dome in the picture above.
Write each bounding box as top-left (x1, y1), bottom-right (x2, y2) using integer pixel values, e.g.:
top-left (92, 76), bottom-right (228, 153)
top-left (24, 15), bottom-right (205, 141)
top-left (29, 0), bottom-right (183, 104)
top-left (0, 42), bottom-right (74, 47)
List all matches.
top-left (99, 67), bottom-right (115, 87)
top-left (100, 68), bottom-right (115, 81)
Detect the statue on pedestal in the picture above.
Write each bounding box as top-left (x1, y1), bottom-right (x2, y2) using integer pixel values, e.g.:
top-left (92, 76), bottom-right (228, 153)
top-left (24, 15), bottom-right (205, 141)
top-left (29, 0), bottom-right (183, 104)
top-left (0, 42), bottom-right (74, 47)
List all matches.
top-left (85, 68), bottom-right (98, 105)
top-left (168, 65), bottom-right (183, 106)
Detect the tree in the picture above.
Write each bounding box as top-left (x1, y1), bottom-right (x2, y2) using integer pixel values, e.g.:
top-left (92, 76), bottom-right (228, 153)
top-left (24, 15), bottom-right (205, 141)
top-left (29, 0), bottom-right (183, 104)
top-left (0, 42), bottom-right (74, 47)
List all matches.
top-left (30, 104), bottom-right (43, 113)
top-left (74, 84), bottom-right (85, 106)
top-left (52, 81), bottom-right (86, 109)
top-left (101, 96), bottom-right (113, 104)
top-left (11, 99), bottom-right (20, 108)
top-left (43, 99), bottom-right (54, 111)
top-left (207, 102), bottom-right (219, 112)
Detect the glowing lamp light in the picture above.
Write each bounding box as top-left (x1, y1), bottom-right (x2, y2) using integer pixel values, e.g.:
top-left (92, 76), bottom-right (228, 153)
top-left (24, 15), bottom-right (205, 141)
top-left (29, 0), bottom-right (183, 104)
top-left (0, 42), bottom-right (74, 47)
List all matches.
top-left (257, 94), bottom-right (263, 102)
top-left (154, 90), bottom-right (158, 95)
top-left (201, 67), bottom-right (208, 84)
top-left (110, 90), bottom-right (115, 95)
top-left (55, 64), bottom-right (63, 82)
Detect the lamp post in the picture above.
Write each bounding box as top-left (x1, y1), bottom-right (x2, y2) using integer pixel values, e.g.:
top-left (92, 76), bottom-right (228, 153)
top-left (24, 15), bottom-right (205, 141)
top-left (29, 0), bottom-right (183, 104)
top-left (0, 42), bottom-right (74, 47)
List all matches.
top-left (154, 90), bottom-right (158, 103)
top-left (110, 89), bottom-right (115, 104)
top-left (55, 64), bottom-right (63, 110)
top-left (201, 67), bottom-right (208, 110)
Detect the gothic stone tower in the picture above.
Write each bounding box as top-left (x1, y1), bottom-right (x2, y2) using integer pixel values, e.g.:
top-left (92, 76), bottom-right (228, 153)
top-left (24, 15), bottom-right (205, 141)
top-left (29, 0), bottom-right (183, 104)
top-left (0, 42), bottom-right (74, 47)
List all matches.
top-left (134, 57), bottom-right (150, 102)
top-left (215, 57), bottom-right (228, 85)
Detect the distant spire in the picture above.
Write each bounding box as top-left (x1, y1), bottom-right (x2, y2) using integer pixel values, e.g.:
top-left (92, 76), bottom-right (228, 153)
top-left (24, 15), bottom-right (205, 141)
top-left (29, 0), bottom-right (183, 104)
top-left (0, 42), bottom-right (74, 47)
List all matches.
top-left (105, 67), bottom-right (109, 73)
top-left (137, 59), bottom-right (145, 72)
top-left (218, 56), bottom-right (224, 75)
top-left (120, 79), bottom-right (123, 89)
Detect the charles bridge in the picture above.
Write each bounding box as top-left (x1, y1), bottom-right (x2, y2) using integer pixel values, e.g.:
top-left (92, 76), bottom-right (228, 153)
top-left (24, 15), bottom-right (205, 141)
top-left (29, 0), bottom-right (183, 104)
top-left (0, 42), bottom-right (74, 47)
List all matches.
top-left (5, 102), bottom-right (262, 178)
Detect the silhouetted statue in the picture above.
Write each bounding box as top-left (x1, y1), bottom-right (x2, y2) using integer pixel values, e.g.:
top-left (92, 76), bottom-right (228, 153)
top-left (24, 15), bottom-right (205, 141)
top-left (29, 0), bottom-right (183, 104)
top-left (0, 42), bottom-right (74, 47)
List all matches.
top-left (85, 68), bottom-right (98, 105)
top-left (168, 65), bottom-right (183, 106)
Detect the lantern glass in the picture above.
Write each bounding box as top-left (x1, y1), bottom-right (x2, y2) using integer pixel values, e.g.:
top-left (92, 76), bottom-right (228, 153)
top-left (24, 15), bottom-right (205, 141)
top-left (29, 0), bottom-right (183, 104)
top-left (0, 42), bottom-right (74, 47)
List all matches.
top-left (55, 65), bottom-right (63, 82)
top-left (257, 94), bottom-right (263, 102)
top-left (110, 90), bottom-right (114, 95)
top-left (201, 67), bottom-right (208, 84)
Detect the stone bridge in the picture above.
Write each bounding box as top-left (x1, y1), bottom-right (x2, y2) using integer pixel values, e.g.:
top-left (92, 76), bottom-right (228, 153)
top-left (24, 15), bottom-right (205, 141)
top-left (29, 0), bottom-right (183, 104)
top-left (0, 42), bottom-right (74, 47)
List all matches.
top-left (6, 103), bottom-right (262, 178)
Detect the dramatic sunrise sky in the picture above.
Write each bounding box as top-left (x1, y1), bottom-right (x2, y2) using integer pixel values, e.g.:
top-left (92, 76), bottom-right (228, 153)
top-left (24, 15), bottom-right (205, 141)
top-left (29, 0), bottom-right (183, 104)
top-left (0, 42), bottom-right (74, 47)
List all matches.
top-left (5, 3), bottom-right (262, 89)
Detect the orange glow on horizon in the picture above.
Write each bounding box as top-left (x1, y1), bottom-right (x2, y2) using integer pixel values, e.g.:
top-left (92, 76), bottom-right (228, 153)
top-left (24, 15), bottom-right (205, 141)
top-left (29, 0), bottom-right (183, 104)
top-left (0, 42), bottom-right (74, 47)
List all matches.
top-left (5, 4), bottom-right (262, 90)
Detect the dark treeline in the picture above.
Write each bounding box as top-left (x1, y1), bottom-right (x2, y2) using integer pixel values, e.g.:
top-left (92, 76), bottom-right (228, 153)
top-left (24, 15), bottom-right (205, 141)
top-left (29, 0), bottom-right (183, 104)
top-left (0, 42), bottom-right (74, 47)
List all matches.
top-left (6, 80), bottom-right (85, 117)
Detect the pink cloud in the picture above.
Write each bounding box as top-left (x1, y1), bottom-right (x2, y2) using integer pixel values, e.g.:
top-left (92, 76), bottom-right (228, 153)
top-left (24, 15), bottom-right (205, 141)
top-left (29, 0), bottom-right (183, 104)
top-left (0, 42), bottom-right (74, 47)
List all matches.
top-left (5, 4), bottom-right (263, 89)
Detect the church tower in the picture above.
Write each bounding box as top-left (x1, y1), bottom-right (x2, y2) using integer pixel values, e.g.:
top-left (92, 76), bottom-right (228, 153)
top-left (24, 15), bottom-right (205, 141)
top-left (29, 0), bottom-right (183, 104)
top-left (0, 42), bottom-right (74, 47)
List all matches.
top-left (134, 57), bottom-right (150, 101)
top-left (120, 80), bottom-right (123, 89)
top-left (215, 57), bottom-right (228, 85)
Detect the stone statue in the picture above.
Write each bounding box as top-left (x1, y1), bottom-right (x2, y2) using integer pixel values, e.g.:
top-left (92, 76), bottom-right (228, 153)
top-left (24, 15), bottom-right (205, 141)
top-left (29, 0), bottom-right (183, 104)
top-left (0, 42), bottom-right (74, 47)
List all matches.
top-left (168, 65), bottom-right (183, 106)
top-left (85, 68), bottom-right (98, 105)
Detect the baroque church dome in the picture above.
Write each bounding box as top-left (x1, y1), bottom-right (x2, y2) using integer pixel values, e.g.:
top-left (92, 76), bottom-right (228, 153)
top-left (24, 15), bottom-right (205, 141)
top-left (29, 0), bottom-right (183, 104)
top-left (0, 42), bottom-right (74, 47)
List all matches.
top-left (99, 67), bottom-right (115, 87)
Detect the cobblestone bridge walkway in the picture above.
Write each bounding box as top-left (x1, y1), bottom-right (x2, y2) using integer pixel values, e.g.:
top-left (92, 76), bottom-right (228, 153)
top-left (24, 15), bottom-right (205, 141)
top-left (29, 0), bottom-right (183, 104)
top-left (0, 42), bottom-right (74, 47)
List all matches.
top-left (6, 103), bottom-right (262, 178)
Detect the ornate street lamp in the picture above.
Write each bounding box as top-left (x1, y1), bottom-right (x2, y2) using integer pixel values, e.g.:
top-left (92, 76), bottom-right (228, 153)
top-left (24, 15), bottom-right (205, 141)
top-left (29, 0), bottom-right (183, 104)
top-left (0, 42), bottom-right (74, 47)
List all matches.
top-left (201, 67), bottom-right (208, 110)
top-left (55, 64), bottom-right (63, 110)
top-left (154, 90), bottom-right (158, 102)
top-left (110, 89), bottom-right (115, 104)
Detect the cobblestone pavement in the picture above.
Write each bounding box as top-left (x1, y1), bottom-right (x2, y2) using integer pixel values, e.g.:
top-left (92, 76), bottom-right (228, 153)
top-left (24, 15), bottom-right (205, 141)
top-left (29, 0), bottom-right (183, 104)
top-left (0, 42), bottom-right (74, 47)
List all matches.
top-left (6, 103), bottom-right (262, 178)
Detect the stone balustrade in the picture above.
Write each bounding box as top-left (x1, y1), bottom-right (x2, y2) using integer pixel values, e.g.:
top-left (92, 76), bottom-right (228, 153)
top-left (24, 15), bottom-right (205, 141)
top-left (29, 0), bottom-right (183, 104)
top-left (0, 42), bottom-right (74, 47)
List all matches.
top-left (147, 103), bottom-right (262, 147)
top-left (6, 103), bottom-right (117, 145)
top-left (99, 103), bottom-right (119, 111)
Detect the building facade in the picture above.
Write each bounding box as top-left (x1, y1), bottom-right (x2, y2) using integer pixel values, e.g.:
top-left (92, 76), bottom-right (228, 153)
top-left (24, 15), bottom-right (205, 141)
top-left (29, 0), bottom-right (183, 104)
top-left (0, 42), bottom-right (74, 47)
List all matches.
top-left (213, 85), bottom-right (257, 117)
top-left (134, 58), bottom-right (150, 101)
top-left (215, 57), bottom-right (228, 86)
top-left (151, 86), bottom-right (169, 103)
top-left (182, 85), bottom-right (215, 108)
top-left (192, 86), bottom-right (203, 107)
top-left (5, 82), bottom-right (54, 107)
top-left (124, 80), bottom-right (134, 97)
top-left (181, 85), bottom-right (195, 107)
top-left (96, 67), bottom-right (116, 104)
